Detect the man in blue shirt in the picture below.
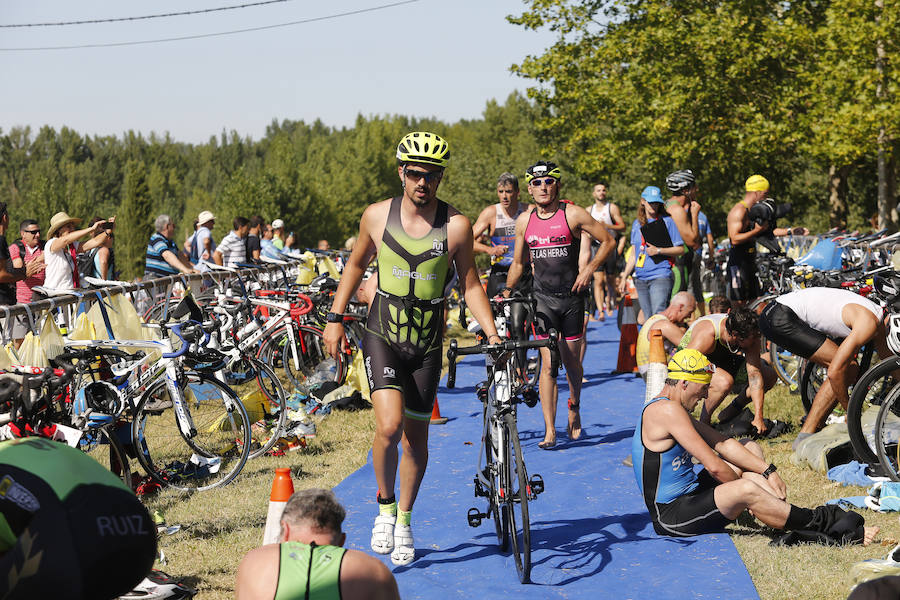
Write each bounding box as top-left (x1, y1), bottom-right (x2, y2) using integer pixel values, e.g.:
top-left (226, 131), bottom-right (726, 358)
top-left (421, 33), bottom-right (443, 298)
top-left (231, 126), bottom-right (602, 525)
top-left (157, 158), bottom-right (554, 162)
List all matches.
top-left (145, 214), bottom-right (196, 280)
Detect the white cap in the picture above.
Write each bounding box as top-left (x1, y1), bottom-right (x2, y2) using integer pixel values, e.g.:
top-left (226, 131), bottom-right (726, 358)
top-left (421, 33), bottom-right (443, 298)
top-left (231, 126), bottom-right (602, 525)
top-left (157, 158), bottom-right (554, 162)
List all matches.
top-left (197, 210), bottom-right (215, 226)
top-left (271, 219), bottom-right (285, 229)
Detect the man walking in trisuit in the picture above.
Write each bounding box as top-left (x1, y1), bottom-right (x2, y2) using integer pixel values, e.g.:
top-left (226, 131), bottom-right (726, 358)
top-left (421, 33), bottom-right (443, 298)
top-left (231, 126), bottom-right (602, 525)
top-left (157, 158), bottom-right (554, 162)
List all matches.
top-left (504, 161), bottom-right (616, 448)
top-left (585, 182), bottom-right (625, 319)
top-left (323, 132), bottom-right (501, 566)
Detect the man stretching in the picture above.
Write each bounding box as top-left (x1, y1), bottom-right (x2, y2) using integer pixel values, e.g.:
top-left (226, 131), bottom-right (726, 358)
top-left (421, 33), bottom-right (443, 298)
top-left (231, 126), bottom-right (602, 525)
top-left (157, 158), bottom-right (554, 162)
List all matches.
top-left (323, 132), bottom-right (500, 566)
top-left (677, 307), bottom-right (777, 434)
top-left (504, 161), bottom-right (616, 448)
top-left (634, 349), bottom-right (877, 544)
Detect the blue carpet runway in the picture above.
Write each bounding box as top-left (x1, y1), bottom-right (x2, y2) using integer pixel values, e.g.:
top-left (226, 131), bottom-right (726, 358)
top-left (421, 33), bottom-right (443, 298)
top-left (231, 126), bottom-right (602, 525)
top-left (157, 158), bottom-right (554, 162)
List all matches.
top-left (333, 318), bottom-right (759, 599)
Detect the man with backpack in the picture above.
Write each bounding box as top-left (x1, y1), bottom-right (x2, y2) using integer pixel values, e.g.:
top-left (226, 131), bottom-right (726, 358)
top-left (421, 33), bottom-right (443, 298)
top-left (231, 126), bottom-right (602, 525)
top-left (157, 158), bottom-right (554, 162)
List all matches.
top-left (189, 211), bottom-right (217, 270)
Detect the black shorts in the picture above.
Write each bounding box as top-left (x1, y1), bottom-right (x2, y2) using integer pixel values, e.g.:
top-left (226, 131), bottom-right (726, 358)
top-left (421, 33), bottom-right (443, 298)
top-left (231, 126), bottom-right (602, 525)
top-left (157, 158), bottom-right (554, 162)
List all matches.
top-left (533, 292), bottom-right (584, 341)
top-left (362, 330), bottom-right (442, 421)
top-left (707, 343), bottom-right (745, 378)
top-left (0, 465), bottom-right (156, 600)
top-left (592, 244), bottom-right (618, 275)
top-left (758, 301), bottom-right (828, 360)
top-left (727, 261), bottom-right (760, 302)
top-left (652, 470), bottom-right (731, 537)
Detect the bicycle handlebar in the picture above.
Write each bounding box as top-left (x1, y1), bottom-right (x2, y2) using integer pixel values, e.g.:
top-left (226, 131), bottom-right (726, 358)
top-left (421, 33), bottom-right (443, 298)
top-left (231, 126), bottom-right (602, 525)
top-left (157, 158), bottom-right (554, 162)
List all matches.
top-left (446, 330), bottom-right (559, 389)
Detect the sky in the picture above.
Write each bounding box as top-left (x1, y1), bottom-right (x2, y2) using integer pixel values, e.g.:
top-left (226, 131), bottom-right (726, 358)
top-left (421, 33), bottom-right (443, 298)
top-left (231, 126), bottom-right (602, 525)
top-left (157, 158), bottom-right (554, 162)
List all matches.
top-left (1, 0), bottom-right (558, 144)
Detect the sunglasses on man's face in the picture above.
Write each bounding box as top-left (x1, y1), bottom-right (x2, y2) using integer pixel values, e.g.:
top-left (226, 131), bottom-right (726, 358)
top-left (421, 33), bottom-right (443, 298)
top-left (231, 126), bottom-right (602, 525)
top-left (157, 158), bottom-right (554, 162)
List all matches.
top-left (403, 167), bottom-right (442, 183)
top-left (530, 177), bottom-right (557, 187)
top-left (23, 229), bottom-right (40, 235)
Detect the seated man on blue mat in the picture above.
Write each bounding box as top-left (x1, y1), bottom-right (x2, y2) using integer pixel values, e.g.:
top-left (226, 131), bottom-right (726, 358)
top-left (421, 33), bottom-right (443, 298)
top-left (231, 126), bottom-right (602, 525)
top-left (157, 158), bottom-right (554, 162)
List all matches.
top-left (633, 349), bottom-right (879, 543)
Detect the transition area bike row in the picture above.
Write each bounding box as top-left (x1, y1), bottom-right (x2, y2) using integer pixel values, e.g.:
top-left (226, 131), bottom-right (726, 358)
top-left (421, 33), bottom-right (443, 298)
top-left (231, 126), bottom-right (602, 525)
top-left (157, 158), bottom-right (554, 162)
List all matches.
top-left (334, 318), bottom-right (759, 600)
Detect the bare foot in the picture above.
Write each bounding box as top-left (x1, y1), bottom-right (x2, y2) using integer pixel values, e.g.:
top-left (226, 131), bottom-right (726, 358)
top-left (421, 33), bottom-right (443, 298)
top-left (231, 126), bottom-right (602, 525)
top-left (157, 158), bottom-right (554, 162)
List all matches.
top-left (567, 401), bottom-right (582, 440)
top-left (863, 526), bottom-right (880, 546)
top-left (538, 436), bottom-right (556, 449)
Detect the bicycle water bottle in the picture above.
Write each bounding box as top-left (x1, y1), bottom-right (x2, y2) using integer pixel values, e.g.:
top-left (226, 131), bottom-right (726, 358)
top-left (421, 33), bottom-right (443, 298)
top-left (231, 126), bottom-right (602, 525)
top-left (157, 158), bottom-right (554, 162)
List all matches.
top-left (237, 318), bottom-right (261, 338)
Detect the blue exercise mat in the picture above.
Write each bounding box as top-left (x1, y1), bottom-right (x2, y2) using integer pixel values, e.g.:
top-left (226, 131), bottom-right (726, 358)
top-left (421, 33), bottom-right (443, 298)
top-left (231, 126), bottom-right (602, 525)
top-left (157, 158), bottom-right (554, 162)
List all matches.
top-left (333, 318), bottom-right (759, 599)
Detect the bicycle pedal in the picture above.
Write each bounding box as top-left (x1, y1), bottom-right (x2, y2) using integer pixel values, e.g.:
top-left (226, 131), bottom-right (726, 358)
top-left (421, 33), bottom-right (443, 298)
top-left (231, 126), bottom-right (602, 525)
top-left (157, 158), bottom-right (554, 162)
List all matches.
top-left (467, 507), bottom-right (485, 528)
top-left (473, 476), bottom-right (487, 498)
top-left (522, 387), bottom-right (539, 408)
top-left (529, 474), bottom-right (544, 496)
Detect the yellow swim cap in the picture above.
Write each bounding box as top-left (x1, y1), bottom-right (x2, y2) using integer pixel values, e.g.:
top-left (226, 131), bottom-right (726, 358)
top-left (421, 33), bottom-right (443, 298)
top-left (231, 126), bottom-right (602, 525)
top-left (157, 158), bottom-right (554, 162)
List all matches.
top-left (745, 174), bottom-right (769, 192)
top-left (667, 349), bottom-right (714, 384)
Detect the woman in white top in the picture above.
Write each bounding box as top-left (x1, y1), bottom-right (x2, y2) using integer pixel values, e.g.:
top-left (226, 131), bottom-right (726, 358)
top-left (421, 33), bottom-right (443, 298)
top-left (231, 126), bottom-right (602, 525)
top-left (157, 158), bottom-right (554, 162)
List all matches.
top-left (43, 212), bottom-right (111, 292)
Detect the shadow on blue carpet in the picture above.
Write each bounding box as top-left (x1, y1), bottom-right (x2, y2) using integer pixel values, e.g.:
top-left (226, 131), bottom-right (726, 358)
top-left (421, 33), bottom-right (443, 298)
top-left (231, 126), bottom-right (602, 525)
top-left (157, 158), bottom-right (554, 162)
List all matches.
top-left (333, 319), bottom-right (759, 599)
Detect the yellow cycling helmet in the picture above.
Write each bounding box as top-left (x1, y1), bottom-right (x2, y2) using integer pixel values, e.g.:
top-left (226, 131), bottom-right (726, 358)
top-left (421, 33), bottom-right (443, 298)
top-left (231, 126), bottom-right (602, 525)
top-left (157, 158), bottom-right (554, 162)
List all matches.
top-left (667, 349), bottom-right (714, 384)
top-left (745, 174), bottom-right (770, 192)
top-left (396, 132), bottom-right (450, 167)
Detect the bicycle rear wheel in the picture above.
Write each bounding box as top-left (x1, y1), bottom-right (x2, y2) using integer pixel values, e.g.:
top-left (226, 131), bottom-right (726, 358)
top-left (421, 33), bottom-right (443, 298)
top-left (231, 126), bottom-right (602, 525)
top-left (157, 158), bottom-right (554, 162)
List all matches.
top-left (132, 372), bottom-right (251, 491)
top-left (225, 356), bottom-right (288, 459)
top-left (874, 383), bottom-right (900, 480)
top-left (502, 411), bottom-right (531, 583)
top-left (79, 423), bottom-right (132, 490)
top-left (280, 325), bottom-right (346, 390)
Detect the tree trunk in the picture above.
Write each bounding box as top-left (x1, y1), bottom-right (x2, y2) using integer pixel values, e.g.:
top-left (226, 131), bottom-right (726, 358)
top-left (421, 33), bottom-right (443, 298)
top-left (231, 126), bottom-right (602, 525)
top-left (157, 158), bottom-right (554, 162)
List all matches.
top-left (828, 164), bottom-right (849, 228)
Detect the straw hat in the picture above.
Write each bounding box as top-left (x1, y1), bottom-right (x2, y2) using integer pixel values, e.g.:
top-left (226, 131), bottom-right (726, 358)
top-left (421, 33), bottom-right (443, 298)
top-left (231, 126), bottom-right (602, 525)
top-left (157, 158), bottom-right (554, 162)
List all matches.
top-left (47, 212), bottom-right (82, 238)
top-left (197, 211), bottom-right (216, 226)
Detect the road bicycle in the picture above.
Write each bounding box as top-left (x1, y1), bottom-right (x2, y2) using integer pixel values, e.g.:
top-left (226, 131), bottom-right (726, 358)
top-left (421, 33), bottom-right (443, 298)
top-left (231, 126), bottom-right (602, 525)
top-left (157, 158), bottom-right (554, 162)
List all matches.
top-left (446, 330), bottom-right (559, 584)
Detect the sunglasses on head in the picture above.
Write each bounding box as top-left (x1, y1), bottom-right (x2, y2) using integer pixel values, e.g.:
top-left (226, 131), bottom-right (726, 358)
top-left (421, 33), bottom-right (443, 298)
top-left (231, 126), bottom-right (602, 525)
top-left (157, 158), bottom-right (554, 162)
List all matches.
top-left (530, 177), bottom-right (557, 187)
top-left (403, 167), bottom-right (442, 183)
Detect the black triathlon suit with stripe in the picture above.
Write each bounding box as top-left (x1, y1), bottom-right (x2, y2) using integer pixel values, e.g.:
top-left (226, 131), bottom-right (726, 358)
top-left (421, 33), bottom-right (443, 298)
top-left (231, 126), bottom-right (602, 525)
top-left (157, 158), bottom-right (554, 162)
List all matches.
top-left (363, 197), bottom-right (451, 421)
top-left (524, 204), bottom-right (584, 340)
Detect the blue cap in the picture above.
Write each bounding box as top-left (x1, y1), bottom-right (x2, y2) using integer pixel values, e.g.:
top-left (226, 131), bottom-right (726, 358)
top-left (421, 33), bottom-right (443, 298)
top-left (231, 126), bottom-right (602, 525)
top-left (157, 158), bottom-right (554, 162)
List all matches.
top-left (641, 185), bottom-right (663, 204)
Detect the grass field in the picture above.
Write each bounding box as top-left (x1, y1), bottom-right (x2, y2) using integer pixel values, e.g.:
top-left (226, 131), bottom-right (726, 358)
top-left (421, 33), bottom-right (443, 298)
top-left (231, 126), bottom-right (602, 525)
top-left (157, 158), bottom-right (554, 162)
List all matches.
top-left (134, 337), bottom-right (895, 599)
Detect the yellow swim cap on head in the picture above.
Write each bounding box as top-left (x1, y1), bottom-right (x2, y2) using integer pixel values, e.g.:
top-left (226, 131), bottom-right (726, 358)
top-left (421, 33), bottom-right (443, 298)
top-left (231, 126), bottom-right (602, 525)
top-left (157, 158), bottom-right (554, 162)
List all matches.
top-left (667, 349), bottom-right (714, 384)
top-left (745, 174), bottom-right (769, 192)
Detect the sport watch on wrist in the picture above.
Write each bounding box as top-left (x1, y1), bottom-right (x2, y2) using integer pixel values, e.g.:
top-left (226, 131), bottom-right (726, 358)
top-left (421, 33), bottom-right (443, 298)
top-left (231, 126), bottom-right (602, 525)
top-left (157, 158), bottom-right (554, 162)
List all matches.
top-left (325, 312), bottom-right (343, 323)
top-left (761, 463), bottom-right (777, 479)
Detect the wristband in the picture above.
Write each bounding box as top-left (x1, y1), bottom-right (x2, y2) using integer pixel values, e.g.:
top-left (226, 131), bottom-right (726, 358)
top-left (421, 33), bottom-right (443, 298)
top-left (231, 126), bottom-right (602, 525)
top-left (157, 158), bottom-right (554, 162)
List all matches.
top-left (325, 312), bottom-right (343, 323)
top-left (761, 463), bottom-right (777, 479)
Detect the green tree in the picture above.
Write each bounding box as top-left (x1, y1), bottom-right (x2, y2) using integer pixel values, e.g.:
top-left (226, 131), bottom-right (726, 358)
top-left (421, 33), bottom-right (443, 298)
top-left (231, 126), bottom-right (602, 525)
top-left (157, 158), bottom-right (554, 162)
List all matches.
top-left (118, 160), bottom-right (152, 279)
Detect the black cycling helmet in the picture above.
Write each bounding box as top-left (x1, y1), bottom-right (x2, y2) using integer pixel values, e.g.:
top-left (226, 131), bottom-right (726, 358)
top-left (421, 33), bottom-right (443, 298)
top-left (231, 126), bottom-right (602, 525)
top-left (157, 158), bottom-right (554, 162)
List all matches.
top-left (183, 347), bottom-right (228, 373)
top-left (525, 161), bottom-right (562, 184)
top-left (665, 169), bottom-right (696, 194)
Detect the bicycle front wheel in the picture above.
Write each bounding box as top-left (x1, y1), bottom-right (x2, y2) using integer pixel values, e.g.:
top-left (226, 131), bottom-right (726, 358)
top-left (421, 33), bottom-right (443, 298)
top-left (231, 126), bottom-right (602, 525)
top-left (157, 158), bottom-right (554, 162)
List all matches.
top-left (132, 372), bottom-right (251, 492)
top-left (874, 383), bottom-right (900, 480)
top-left (502, 412), bottom-right (531, 583)
top-left (484, 413), bottom-right (509, 550)
top-left (849, 356), bottom-right (900, 465)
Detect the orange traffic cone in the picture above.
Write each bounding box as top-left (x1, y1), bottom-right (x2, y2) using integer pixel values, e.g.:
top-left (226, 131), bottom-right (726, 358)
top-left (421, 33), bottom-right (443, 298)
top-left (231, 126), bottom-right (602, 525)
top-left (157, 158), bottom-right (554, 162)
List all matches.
top-left (262, 468), bottom-right (295, 545)
top-left (644, 329), bottom-right (668, 402)
top-left (614, 296), bottom-right (639, 375)
top-left (430, 397), bottom-right (449, 425)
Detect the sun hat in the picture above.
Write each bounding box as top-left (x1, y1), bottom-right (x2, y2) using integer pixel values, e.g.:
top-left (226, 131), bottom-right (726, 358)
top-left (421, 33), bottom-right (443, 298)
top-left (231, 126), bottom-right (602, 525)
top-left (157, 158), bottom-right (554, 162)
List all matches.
top-left (271, 219), bottom-right (285, 229)
top-left (47, 212), bottom-right (82, 238)
top-left (197, 211), bottom-right (216, 226)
